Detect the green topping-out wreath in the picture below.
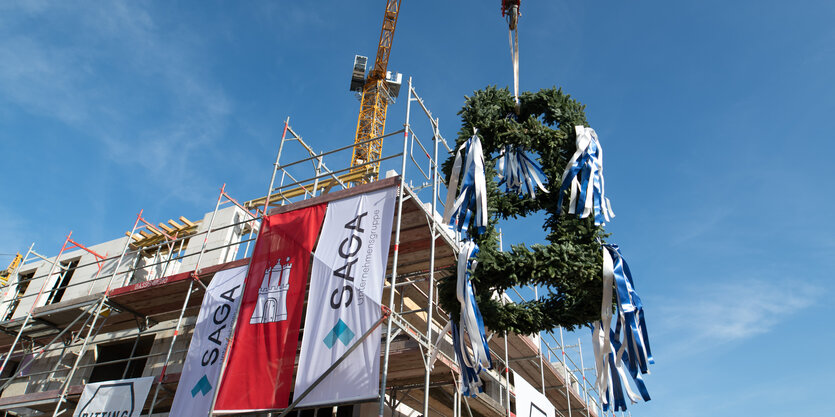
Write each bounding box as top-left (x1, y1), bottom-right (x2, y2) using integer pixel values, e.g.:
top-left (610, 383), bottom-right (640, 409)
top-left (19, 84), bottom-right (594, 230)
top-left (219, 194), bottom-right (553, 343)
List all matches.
top-left (437, 86), bottom-right (607, 335)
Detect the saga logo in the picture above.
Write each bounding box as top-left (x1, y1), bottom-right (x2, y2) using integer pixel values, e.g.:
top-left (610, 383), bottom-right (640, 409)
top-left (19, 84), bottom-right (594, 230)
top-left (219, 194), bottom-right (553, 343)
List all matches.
top-left (329, 212), bottom-right (368, 309)
top-left (201, 284), bottom-right (240, 367)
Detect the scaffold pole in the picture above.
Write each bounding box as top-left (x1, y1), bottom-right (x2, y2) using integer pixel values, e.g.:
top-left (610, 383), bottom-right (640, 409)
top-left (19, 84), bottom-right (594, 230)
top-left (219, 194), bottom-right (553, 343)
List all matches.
top-left (378, 76), bottom-right (413, 417)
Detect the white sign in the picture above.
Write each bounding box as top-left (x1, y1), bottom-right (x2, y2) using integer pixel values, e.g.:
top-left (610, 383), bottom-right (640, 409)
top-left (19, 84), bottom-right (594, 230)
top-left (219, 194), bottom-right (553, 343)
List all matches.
top-left (514, 371), bottom-right (556, 417)
top-left (73, 376), bottom-right (154, 417)
top-left (294, 187), bottom-right (396, 407)
top-left (169, 266), bottom-right (247, 417)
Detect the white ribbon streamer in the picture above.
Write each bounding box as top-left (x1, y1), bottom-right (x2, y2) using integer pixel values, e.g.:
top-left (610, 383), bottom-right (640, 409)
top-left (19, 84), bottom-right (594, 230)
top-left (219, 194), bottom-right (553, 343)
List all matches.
top-left (592, 244), bottom-right (653, 412)
top-left (443, 130), bottom-right (488, 236)
top-left (427, 320), bottom-right (452, 371)
top-left (451, 240), bottom-right (492, 397)
top-left (592, 247), bottom-right (615, 408)
top-left (558, 126), bottom-right (615, 225)
top-left (497, 146), bottom-right (549, 198)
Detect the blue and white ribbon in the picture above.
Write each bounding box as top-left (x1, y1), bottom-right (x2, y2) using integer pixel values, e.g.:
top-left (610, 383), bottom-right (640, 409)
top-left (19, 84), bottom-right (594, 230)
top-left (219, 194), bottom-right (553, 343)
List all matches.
top-left (558, 126), bottom-right (614, 225)
top-left (592, 244), bottom-right (653, 411)
top-left (443, 130), bottom-right (488, 237)
top-left (497, 146), bottom-right (549, 198)
top-left (451, 240), bottom-right (492, 397)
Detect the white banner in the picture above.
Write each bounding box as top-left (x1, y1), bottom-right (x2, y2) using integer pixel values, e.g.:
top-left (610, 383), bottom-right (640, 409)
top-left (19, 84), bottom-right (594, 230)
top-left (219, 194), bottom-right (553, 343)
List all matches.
top-left (170, 266), bottom-right (247, 417)
top-left (294, 187), bottom-right (396, 407)
top-left (73, 376), bottom-right (154, 417)
top-left (514, 371), bottom-right (556, 417)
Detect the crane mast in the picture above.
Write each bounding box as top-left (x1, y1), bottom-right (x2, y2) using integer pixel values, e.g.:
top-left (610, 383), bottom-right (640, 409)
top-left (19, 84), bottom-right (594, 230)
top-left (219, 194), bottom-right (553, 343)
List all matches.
top-left (349, 0), bottom-right (402, 184)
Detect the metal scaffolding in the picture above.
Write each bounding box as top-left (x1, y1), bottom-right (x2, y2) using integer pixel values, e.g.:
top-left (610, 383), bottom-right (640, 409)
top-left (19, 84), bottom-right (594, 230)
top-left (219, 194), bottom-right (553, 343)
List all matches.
top-left (0, 78), bottom-right (602, 417)
top-left (0, 194), bottom-right (259, 415)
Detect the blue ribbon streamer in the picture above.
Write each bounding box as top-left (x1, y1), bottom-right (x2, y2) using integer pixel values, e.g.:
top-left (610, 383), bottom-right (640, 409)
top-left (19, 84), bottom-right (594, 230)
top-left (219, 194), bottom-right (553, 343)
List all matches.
top-left (557, 126), bottom-right (615, 225)
top-left (594, 244), bottom-right (654, 412)
top-left (451, 240), bottom-right (492, 397)
top-left (497, 146), bottom-right (549, 198)
top-left (443, 130), bottom-right (488, 238)
top-left (451, 321), bottom-right (482, 397)
top-left (606, 244), bottom-right (654, 373)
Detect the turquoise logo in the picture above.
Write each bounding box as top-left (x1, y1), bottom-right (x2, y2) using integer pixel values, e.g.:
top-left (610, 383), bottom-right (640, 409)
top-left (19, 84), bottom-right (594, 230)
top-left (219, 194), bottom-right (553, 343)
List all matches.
top-left (323, 319), bottom-right (354, 349)
top-left (191, 374), bottom-right (212, 397)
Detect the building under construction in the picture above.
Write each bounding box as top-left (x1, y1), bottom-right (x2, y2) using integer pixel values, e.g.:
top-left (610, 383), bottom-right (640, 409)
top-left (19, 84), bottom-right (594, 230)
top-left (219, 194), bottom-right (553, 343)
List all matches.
top-left (0, 77), bottom-right (605, 417)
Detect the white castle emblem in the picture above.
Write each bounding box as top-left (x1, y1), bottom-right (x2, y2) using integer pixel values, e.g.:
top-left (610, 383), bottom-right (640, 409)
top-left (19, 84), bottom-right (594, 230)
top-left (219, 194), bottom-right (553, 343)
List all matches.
top-left (250, 257), bottom-right (292, 324)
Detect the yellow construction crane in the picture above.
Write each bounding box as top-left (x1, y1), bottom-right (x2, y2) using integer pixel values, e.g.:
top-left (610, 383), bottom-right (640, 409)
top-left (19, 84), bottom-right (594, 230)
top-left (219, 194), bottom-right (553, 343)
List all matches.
top-left (0, 253), bottom-right (23, 285)
top-left (348, 0), bottom-right (403, 184)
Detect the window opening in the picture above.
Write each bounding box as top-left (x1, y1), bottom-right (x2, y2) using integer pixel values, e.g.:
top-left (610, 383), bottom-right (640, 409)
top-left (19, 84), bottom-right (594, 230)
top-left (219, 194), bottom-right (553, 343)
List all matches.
top-left (0, 359), bottom-right (20, 395)
top-left (4, 270), bottom-right (34, 321)
top-left (47, 258), bottom-right (79, 305)
top-left (0, 359), bottom-right (20, 381)
top-left (335, 405), bottom-right (355, 417)
top-left (88, 335), bottom-right (155, 383)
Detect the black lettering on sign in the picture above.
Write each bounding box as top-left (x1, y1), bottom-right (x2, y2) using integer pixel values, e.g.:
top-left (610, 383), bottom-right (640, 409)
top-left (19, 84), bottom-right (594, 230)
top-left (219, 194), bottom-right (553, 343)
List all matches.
top-left (344, 212), bottom-right (367, 232)
top-left (331, 211), bottom-right (368, 309)
top-left (202, 348), bottom-right (219, 366)
top-left (208, 325), bottom-right (225, 346)
top-left (339, 234), bottom-right (362, 258)
top-left (334, 259), bottom-right (357, 283)
top-left (220, 285), bottom-right (239, 302)
top-left (201, 282), bottom-right (240, 368)
top-left (330, 286), bottom-right (353, 309)
top-left (214, 304), bottom-right (230, 324)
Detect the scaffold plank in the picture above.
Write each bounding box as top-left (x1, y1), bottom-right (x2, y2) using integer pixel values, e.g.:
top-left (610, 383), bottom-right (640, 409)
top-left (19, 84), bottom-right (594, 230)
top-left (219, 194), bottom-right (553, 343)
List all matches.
top-left (0, 385), bottom-right (82, 412)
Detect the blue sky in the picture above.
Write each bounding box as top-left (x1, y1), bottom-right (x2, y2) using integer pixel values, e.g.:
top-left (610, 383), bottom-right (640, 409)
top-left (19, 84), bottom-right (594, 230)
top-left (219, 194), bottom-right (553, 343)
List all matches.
top-left (1, 1), bottom-right (833, 416)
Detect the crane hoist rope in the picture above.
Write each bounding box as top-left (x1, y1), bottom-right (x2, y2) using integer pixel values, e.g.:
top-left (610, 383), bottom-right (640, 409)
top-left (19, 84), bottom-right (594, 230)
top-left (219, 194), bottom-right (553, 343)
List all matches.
top-left (347, 1), bottom-right (521, 185)
top-left (502, 0), bottom-right (521, 113)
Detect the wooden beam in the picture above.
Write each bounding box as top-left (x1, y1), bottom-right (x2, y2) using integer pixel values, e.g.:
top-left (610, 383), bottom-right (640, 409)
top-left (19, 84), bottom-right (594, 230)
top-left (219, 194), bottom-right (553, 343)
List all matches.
top-left (157, 223), bottom-right (175, 234)
top-left (145, 224), bottom-right (164, 236)
top-left (178, 216), bottom-right (196, 227)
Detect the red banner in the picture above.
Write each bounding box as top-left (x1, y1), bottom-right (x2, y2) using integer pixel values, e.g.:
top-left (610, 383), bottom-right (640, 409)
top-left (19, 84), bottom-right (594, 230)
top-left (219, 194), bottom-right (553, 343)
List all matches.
top-left (214, 204), bottom-right (326, 412)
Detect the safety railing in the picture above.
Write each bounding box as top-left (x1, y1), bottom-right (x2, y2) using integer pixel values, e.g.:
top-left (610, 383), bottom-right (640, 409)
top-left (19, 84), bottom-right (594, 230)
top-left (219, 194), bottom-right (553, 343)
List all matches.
top-left (0, 186), bottom-right (262, 416)
top-left (0, 77), bottom-right (603, 417)
top-left (506, 284), bottom-right (602, 417)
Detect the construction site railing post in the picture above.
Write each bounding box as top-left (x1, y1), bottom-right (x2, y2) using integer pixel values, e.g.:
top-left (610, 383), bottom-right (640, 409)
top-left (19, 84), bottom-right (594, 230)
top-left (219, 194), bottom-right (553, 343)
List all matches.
top-left (507, 282), bottom-right (600, 417)
top-left (0, 242), bottom-right (35, 376)
top-left (419, 77), bottom-right (440, 417)
top-left (560, 326), bottom-right (573, 417)
top-left (579, 338), bottom-right (591, 417)
top-left (146, 184), bottom-right (229, 416)
top-left (0, 235), bottom-right (72, 378)
top-left (377, 76), bottom-right (413, 417)
top-left (267, 117), bottom-right (291, 209)
top-left (51, 212), bottom-right (143, 417)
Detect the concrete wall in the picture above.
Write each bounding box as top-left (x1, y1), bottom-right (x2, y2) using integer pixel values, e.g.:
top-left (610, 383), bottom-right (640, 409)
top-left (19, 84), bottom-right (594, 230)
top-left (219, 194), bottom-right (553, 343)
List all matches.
top-left (552, 360), bottom-right (582, 397)
top-left (0, 204), bottom-right (250, 323)
top-left (3, 237), bottom-right (139, 321)
top-left (0, 316), bottom-right (194, 400)
top-left (0, 204), bottom-right (250, 412)
top-left (180, 205), bottom-right (248, 272)
top-left (129, 254), bottom-right (182, 285)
